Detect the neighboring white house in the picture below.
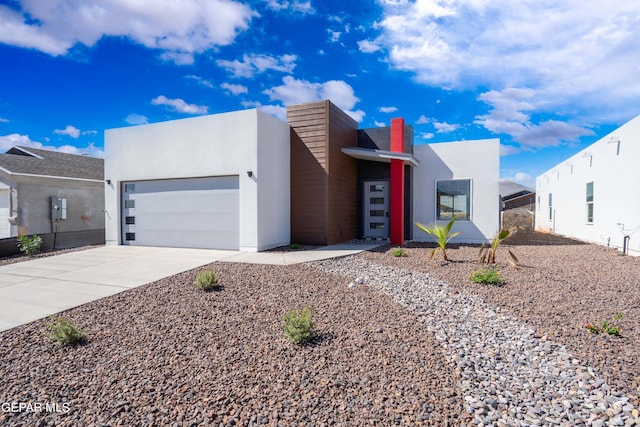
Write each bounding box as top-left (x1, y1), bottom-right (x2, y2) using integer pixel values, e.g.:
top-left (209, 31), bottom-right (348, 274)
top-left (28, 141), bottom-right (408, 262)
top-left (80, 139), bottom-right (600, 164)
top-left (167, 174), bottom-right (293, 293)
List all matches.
top-left (0, 146), bottom-right (104, 241)
top-left (413, 139), bottom-right (501, 244)
top-left (105, 102), bottom-right (499, 251)
top-left (536, 114), bottom-right (640, 255)
top-left (104, 108), bottom-right (291, 252)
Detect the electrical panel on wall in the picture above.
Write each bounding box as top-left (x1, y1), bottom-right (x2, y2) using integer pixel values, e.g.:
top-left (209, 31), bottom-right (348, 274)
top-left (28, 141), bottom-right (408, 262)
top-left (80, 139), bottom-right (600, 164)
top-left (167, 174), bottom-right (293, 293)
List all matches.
top-left (51, 197), bottom-right (67, 220)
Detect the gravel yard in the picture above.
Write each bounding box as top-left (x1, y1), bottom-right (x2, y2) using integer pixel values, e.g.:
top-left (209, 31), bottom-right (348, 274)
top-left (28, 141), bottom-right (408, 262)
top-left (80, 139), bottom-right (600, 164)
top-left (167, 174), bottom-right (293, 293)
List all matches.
top-left (1, 234), bottom-right (639, 426)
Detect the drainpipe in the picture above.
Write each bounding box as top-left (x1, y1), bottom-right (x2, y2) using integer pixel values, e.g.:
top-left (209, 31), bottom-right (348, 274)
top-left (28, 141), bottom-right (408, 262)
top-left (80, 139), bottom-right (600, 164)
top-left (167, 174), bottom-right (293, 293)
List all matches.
top-left (622, 235), bottom-right (630, 255)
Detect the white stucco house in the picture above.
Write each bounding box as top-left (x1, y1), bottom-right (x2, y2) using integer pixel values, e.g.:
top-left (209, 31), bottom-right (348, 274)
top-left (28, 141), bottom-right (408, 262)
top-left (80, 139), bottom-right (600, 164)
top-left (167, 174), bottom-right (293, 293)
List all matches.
top-left (104, 101), bottom-right (500, 251)
top-left (535, 114), bottom-right (640, 255)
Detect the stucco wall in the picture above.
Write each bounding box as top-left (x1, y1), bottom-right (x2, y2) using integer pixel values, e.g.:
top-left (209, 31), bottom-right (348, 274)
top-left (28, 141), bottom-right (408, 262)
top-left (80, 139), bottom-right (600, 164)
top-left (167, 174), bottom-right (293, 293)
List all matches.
top-left (536, 115), bottom-right (640, 255)
top-left (104, 108), bottom-right (290, 251)
top-left (413, 139), bottom-right (500, 244)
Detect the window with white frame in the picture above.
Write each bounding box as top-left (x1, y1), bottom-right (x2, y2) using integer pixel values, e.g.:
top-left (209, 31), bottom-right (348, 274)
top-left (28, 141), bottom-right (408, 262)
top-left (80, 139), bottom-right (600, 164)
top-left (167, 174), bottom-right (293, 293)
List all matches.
top-left (586, 182), bottom-right (594, 223)
top-left (548, 193), bottom-right (553, 220)
top-left (436, 179), bottom-right (471, 220)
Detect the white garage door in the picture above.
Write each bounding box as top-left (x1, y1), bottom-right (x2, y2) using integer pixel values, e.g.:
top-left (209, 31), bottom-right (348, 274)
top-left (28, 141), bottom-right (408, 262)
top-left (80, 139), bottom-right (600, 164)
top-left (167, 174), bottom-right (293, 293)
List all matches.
top-left (121, 176), bottom-right (239, 249)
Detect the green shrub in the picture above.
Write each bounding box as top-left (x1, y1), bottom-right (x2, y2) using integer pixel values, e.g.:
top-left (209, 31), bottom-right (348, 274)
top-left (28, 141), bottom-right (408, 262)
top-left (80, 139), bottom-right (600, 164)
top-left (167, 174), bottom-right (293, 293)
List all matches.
top-left (283, 305), bottom-right (316, 345)
top-left (391, 247), bottom-right (407, 257)
top-left (194, 270), bottom-right (220, 291)
top-left (586, 313), bottom-right (623, 336)
top-left (47, 317), bottom-right (86, 346)
top-left (469, 268), bottom-right (505, 286)
top-left (17, 234), bottom-right (42, 256)
top-left (290, 243), bottom-right (301, 250)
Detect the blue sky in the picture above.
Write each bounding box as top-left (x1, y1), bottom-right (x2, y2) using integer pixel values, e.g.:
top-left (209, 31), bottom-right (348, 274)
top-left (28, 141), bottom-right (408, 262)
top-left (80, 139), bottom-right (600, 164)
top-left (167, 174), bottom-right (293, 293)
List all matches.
top-left (1, 0), bottom-right (639, 188)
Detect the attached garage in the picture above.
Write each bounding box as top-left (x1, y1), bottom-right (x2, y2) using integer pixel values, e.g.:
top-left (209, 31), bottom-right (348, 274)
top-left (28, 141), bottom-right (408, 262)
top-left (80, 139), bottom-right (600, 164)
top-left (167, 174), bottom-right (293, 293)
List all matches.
top-left (105, 108), bottom-right (291, 252)
top-left (121, 176), bottom-right (239, 250)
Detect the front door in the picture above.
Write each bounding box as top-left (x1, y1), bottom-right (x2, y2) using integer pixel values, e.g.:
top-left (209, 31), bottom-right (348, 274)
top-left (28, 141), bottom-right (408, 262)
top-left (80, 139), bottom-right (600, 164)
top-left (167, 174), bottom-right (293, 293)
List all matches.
top-left (364, 180), bottom-right (389, 238)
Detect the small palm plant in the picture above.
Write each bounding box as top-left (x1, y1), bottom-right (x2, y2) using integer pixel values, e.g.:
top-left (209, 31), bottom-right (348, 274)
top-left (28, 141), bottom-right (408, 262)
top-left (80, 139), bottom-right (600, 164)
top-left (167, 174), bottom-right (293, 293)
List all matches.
top-left (479, 227), bottom-right (519, 267)
top-left (415, 217), bottom-right (461, 261)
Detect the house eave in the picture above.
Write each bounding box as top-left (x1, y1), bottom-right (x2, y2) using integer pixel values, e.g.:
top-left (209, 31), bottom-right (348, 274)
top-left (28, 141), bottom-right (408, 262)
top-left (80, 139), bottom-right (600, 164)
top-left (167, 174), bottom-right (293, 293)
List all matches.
top-left (340, 146), bottom-right (420, 167)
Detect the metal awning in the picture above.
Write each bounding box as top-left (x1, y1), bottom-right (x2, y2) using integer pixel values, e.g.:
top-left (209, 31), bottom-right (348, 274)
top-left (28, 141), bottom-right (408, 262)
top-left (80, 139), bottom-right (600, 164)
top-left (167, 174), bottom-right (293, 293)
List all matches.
top-left (341, 147), bottom-right (420, 167)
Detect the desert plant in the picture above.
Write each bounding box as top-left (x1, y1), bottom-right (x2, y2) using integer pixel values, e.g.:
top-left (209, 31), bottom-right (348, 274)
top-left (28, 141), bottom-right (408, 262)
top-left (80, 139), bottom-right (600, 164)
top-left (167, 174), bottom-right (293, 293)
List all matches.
top-left (392, 247), bottom-right (407, 257)
top-left (587, 313), bottom-right (623, 336)
top-left (47, 317), bottom-right (86, 346)
top-left (469, 267), bottom-right (505, 286)
top-left (17, 234), bottom-right (42, 256)
top-left (415, 217), bottom-right (461, 261)
top-left (194, 270), bottom-right (220, 291)
top-left (479, 227), bottom-right (518, 267)
top-left (283, 305), bottom-right (316, 345)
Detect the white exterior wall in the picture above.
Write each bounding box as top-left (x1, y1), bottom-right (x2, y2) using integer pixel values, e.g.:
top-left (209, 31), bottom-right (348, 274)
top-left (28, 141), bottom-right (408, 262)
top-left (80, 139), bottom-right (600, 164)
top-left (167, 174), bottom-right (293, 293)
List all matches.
top-left (536, 115), bottom-right (640, 255)
top-left (104, 109), bottom-right (290, 252)
top-left (413, 139), bottom-right (500, 244)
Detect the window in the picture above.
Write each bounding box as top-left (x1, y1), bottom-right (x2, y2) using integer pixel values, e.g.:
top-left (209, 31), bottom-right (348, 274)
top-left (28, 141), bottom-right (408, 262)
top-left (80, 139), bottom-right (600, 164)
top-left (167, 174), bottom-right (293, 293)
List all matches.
top-left (124, 183), bottom-right (135, 192)
top-left (124, 199), bottom-right (135, 209)
top-left (586, 182), bottom-right (594, 223)
top-left (125, 232), bottom-right (136, 241)
top-left (436, 179), bottom-right (471, 220)
top-left (548, 193), bottom-right (553, 220)
top-left (537, 195), bottom-right (541, 211)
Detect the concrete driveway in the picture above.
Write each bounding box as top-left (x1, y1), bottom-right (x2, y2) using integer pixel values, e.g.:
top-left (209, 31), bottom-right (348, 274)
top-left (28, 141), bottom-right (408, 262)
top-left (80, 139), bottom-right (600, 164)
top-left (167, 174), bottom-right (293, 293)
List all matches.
top-left (0, 243), bottom-right (378, 331)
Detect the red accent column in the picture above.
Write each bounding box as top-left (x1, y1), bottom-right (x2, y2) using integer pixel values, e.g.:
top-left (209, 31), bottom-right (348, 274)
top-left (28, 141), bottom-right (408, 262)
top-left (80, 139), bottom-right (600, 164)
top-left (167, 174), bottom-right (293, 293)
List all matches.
top-left (390, 118), bottom-right (405, 246)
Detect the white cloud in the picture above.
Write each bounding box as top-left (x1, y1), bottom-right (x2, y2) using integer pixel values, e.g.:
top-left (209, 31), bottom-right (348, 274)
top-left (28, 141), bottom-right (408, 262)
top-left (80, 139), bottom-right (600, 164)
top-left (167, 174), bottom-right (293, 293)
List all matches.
top-left (82, 130), bottom-right (98, 136)
top-left (53, 125), bottom-right (81, 138)
top-left (433, 121), bottom-right (460, 133)
top-left (217, 53), bottom-right (297, 78)
top-left (415, 115), bottom-right (430, 124)
top-left (0, 133), bottom-right (104, 157)
top-left (377, 0), bottom-right (640, 122)
top-left (221, 82), bottom-right (248, 95)
top-left (264, 0), bottom-right (314, 14)
top-left (358, 39), bottom-right (381, 53)
top-left (151, 95), bottom-right (208, 115)
top-left (185, 75), bottom-right (215, 89)
top-left (502, 171), bottom-right (534, 187)
top-left (264, 76), bottom-right (365, 122)
top-left (0, 117), bottom-right (9, 123)
top-left (378, 106), bottom-right (398, 113)
top-left (125, 113), bottom-right (149, 125)
top-left (328, 30), bottom-right (341, 43)
top-left (374, 121), bottom-right (386, 127)
top-left (420, 132), bottom-right (435, 140)
top-left (257, 104), bottom-right (287, 121)
top-left (475, 88), bottom-right (594, 150)
top-left (0, 1), bottom-right (254, 64)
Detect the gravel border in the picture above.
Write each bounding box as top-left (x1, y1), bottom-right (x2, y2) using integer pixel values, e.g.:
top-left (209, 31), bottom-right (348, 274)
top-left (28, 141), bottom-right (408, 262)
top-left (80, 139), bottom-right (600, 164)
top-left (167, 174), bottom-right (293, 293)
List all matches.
top-left (1, 239), bottom-right (638, 426)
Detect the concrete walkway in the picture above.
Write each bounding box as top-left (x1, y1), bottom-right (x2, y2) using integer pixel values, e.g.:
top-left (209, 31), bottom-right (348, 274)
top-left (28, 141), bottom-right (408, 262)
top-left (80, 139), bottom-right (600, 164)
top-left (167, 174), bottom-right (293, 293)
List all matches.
top-left (0, 243), bottom-right (379, 331)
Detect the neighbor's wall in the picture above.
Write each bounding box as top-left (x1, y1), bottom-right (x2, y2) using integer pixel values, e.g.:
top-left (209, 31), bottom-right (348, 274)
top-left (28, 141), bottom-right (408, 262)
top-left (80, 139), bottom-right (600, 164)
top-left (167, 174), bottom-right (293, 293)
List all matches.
top-left (413, 139), bottom-right (500, 244)
top-left (105, 109), bottom-right (290, 251)
top-left (0, 184), bottom-right (9, 238)
top-left (10, 175), bottom-right (104, 236)
top-left (536, 115), bottom-right (640, 255)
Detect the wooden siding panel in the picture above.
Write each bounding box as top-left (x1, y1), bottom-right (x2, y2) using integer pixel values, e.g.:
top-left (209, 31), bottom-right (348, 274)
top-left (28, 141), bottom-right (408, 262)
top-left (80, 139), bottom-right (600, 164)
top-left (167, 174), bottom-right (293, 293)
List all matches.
top-left (288, 101), bottom-right (329, 245)
top-left (327, 102), bottom-right (358, 245)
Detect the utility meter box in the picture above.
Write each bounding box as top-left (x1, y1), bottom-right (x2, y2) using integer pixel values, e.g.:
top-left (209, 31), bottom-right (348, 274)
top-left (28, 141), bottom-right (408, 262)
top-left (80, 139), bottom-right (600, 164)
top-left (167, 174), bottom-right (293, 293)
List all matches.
top-left (51, 197), bottom-right (67, 220)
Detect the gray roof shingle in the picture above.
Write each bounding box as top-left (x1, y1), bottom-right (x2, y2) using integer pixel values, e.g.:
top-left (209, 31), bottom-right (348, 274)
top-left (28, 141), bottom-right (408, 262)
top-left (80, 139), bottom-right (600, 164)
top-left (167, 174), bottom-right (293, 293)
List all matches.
top-left (0, 146), bottom-right (104, 181)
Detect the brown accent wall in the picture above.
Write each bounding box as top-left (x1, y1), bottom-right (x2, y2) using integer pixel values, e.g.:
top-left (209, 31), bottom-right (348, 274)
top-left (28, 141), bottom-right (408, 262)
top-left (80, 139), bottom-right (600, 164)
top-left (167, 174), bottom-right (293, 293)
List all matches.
top-left (287, 100), bottom-right (358, 245)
